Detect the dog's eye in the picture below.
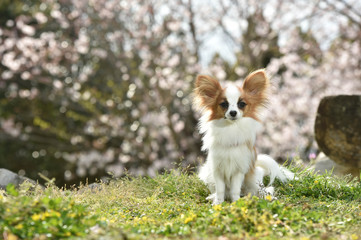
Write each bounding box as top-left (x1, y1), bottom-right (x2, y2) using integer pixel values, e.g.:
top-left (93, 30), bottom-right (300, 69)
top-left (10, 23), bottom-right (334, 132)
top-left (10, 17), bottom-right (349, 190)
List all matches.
top-left (238, 101), bottom-right (247, 109)
top-left (219, 101), bottom-right (229, 109)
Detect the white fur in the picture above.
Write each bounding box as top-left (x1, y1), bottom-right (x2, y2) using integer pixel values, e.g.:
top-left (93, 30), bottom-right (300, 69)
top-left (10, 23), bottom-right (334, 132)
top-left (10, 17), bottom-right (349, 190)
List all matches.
top-left (224, 85), bottom-right (243, 120)
top-left (256, 154), bottom-right (295, 185)
top-left (198, 86), bottom-right (295, 205)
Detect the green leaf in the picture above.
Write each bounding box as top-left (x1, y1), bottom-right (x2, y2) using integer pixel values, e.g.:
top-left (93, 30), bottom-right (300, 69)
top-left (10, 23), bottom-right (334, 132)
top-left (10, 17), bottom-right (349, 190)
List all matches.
top-left (6, 184), bottom-right (19, 196)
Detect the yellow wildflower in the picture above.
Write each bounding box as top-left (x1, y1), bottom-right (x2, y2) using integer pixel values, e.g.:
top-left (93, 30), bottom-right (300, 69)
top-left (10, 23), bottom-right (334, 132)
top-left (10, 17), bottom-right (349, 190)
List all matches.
top-left (184, 213), bottom-right (196, 224)
top-left (257, 225), bottom-right (265, 231)
top-left (351, 234), bottom-right (359, 240)
top-left (213, 211), bottom-right (220, 217)
top-left (213, 204), bottom-right (222, 211)
top-left (265, 195), bottom-right (272, 201)
top-left (184, 217), bottom-right (193, 224)
top-left (31, 214), bottom-right (41, 221)
top-left (52, 211), bottom-right (61, 217)
top-left (241, 207), bottom-right (248, 213)
top-left (15, 224), bottom-right (23, 229)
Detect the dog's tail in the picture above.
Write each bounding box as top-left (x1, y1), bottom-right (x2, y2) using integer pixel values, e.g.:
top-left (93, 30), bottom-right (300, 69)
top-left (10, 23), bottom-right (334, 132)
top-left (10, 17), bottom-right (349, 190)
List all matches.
top-left (255, 154), bottom-right (295, 185)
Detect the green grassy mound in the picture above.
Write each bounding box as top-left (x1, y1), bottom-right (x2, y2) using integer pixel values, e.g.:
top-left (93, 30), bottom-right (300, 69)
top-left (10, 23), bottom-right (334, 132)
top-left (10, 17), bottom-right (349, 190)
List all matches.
top-left (1, 168), bottom-right (361, 239)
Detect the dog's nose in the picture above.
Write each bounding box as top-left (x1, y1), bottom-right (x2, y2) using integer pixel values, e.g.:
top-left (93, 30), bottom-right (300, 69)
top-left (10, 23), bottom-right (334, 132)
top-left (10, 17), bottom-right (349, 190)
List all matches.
top-left (229, 111), bottom-right (237, 117)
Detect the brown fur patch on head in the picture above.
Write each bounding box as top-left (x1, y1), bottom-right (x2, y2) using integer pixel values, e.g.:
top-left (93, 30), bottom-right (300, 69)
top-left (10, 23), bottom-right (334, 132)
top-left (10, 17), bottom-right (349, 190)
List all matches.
top-left (209, 93), bottom-right (227, 120)
top-left (241, 69), bottom-right (270, 121)
top-left (193, 75), bottom-right (225, 120)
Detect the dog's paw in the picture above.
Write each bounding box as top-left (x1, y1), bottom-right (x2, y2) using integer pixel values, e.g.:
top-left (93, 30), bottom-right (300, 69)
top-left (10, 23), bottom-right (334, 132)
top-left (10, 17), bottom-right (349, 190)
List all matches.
top-left (265, 186), bottom-right (274, 196)
top-left (207, 194), bottom-right (224, 205)
top-left (231, 195), bottom-right (240, 202)
top-left (212, 199), bottom-right (224, 205)
top-left (206, 193), bottom-right (225, 205)
top-left (258, 185), bottom-right (275, 199)
top-left (206, 193), bottom-right (216, 201)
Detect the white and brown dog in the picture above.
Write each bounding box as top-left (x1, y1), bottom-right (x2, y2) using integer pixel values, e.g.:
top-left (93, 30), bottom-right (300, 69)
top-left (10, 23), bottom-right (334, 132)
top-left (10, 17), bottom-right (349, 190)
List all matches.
top-left (193, 69), bottom-right (294, 205)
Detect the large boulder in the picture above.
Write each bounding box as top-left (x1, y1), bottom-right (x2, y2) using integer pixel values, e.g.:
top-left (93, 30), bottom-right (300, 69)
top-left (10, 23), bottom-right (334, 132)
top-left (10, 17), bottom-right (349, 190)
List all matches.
top-left (0, 168), bottom-right (37, 190)
top-left (315, 95), bottom-right (361, 169)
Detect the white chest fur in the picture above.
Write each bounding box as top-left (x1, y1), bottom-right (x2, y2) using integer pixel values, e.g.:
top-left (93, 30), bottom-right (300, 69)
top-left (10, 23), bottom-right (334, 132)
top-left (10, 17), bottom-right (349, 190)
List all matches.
top-left (200, 117), bottom-right (262, 179)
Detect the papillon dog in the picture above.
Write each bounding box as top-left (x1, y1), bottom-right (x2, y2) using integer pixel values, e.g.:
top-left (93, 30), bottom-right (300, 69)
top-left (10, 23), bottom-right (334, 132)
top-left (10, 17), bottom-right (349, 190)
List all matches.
top-left (193, 69), bottom-right (294, 205)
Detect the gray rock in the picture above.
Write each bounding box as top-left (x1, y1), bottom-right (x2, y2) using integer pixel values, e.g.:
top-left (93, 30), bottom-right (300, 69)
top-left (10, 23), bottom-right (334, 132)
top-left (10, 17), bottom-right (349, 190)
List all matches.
top-left (0, 168), bottom-right (38, 190)
top-left (315, 95), bottom-right (361, 168)
top-left (312, 152), bottom-right (360, 178)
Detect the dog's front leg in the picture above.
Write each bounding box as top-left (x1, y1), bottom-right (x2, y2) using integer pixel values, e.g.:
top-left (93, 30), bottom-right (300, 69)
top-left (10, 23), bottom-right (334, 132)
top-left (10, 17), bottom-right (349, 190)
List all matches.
top-left (230, 172), bottom-right (244, 202)
top-left (213, 171), bottom-right (225, 205)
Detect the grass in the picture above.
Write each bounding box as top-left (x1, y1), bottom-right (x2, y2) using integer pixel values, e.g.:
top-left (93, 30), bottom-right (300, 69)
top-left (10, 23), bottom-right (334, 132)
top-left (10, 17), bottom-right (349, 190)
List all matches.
top-left (1, 166), bottom-right (361, 240)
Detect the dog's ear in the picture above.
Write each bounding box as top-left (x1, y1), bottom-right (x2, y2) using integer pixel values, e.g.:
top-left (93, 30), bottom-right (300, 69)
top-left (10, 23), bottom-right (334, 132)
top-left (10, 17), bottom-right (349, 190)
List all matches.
top-left (242, 69), bottom-right (270, 118)
top-left (193, 75), bottom-right (222, 111)
top-left (242, 69), bottom-right (269, 96)
top-left (195, 75), bottom-right (222, 99)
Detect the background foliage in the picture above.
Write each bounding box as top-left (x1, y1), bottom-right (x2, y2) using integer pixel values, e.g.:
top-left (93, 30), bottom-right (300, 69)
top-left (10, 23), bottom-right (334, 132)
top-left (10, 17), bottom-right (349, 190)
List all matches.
top-left (0, 0), bottom-right (361, 185)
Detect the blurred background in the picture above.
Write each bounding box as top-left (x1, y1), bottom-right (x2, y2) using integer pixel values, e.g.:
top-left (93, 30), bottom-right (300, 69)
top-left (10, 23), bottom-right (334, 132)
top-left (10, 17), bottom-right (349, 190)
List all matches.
top-left (0, 0), bottom-right (360, 186)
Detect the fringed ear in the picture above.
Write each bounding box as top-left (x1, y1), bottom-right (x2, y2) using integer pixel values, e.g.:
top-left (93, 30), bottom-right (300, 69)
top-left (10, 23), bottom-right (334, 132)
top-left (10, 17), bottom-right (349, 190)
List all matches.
top-left (242, 69), bottom-right (270, 97)
top-left (242, 69), bottom-right (270, 119)
top-left (193, 75), bottom-right (222, 111)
